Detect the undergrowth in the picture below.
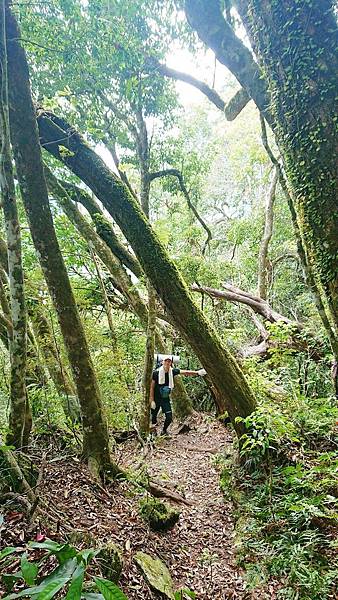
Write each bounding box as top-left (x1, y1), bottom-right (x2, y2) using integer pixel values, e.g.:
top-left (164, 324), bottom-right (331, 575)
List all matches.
top-left (217, 393), bottom-right (338, 599)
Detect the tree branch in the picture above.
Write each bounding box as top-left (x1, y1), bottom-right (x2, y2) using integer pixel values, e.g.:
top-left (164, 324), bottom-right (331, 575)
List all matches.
top-left (149, 168), bottom-right (212, 254)
top-left (191, 282), bottom-right (298, 327)
top-left (154, 60), bottom-right (250, 119)
top-left (184, 0), bottom-right (270, 121)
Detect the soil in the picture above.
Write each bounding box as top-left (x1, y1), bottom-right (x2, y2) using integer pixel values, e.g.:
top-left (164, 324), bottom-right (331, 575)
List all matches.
top-left (0, 415), bottom-right (273, 599)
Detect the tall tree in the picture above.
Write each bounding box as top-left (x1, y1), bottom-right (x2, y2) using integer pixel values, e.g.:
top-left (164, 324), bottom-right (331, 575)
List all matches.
top-left (185, 0), bottom-right (338, 350)
top-left (4, 3), bottom-right (116, 477)
top-left (0, 0), bottom-right (30, 447)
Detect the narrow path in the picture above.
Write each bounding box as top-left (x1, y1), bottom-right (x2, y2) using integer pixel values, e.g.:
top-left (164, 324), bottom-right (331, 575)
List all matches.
top-left (140, 416), bottom-right (246, 599)
top-left (1, 416), bottom-right (248, 599)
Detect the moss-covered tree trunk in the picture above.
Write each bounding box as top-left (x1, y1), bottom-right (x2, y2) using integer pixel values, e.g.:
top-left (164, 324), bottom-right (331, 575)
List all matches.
top-left (4, 5), bottom-right (114, 476)
top-left (46, 169), bottom-right (193, 418)
top-left (0, 1), bottom-right (30, 448)
top-left (37, 113), bottom-right (256, 435)
top-left (235, 0), bottom-right (338, 330)
top-left (62, 181), bottom-right (143, 279)
top-left (186, 0), bottom-right (338, 336)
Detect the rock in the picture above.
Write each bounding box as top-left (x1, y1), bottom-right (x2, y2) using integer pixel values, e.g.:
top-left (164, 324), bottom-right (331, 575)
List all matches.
top-left (134, 551), bottom-right (175, 599)
top-left (96, 542), bottom-right (123, 583)
top-left (139, 497), bottom-right (180, 531)
top-left (68, 531), bottom-right (97, 548)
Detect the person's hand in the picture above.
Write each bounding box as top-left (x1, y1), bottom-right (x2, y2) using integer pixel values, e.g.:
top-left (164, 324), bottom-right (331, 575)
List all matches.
top-left (150, 400), bottom-right (156, 410)
top-left (197, 369), bottom-right (207, 376)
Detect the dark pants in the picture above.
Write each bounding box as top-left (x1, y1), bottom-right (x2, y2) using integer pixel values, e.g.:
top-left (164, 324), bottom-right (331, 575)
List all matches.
top-left (151, 397), bottom-right (173, 433)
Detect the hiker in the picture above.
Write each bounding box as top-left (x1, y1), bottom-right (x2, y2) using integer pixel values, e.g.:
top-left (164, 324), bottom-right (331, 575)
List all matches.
top-left (150, 355), bottom-right (206, 436)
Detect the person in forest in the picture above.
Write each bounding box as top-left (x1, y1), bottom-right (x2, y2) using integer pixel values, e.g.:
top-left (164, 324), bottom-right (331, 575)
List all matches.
top-left (150, 355), bottom-right (206, 436)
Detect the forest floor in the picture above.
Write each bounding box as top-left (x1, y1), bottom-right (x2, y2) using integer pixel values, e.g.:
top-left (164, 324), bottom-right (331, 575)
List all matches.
top-left (0, 415), bottom-right (279, 599)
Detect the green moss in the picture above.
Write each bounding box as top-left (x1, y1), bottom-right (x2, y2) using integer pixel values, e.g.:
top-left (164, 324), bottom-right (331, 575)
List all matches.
top-left (139, 496), bottom-right (180, 531)
top-left (96, 542), bottom-right (123, 582)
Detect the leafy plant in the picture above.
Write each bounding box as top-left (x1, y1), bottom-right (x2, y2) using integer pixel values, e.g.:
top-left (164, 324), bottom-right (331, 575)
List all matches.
top-left (223, 395), bottom-right (338, 599)
top-left (0, 540), bottom-right (128, 600)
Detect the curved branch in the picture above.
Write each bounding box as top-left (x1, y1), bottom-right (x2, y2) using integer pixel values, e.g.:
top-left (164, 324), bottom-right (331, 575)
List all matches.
top-left (154, 60), bottom-right (250, 119)
top-left (149, 168), bottom-right (212, 254)
top-left (185, 0), bottom-right (271, 121)
top-left (191, 282), bottom-right (298, 327)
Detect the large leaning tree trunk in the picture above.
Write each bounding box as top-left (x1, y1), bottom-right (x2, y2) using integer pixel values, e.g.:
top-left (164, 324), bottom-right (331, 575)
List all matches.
top-left (4, 4), bottom-right (116, 477)
top-left (45, 168), bottom-right (192, 418)
top-left (185, 0), bottom-right (338, 346)
top-left (0, 1), bottom-right (30, 448)
top-left (37, 112), bottom-right (256, 436)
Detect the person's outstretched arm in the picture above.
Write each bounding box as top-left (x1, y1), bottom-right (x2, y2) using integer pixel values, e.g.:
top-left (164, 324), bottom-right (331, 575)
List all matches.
top-left (179, 369), bottom-right (206, 376)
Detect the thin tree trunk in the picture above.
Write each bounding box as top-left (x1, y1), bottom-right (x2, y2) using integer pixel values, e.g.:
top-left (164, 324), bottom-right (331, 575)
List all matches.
top-left (90, 246), bottom-right (118, 349)
top-left (141, 280), bottom-right (156, 434)
top-left (136, 109), bottom-right (157, 435)
top-left (257, 166), bottom-right (278, 300)
top-left (37, 112), bottom-right (256, 435)
top-left (28, 302), bottom-right (82, 423)
top-left (60, 180), bottom-right (143, 279)
top-left (5, 5), bottom-right (115, 477)
top-left (0, 1), bottom-right (29, 448)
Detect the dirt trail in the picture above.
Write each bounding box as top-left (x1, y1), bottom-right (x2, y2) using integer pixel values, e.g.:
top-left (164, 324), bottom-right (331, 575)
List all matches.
top-left (140, 416), bottom-right (246, 599)
top-left (1, 416), bottom-right (248, 599)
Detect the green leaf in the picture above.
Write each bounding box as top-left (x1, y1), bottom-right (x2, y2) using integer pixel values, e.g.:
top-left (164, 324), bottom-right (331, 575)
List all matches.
top-left (174, 590), bottom-right (196, 600)
top-left (65, 563), bottom-right (85, 599)
top-left (94, 578), bottom-right (128, 600)
top-left (29, 540), bottom-right (77, 565)
top-left (29, 541), bottom-right (64, 552)
top-left (20, 553), bottom-right (38, 586)
top-left (0, 547), bottom-right (17, 561)
top-left (3, 558), bottom-right (77, 599)
top-left (55, 544), bottom-right (78, 565)
top-left (81, 595), bottom-right (104, 599)
top-left (78, 548), bottom-right (99, 565)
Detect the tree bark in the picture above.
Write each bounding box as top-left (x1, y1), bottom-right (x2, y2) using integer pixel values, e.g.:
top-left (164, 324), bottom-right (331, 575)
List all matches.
top-left (37, 112), bottom-right (256, 435)
top-left (257, 166), bottom-right (278, 300)
top-left (0, 1), bottom-right (29, 448)
top-left (60, 180), bottom-right (143, 279)
top-left (185, 0), bottom-right (338, 337)
top-left (259, 115), bottom-right (338, 361)
top-left (5, 5), bottom-right (114, 476)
